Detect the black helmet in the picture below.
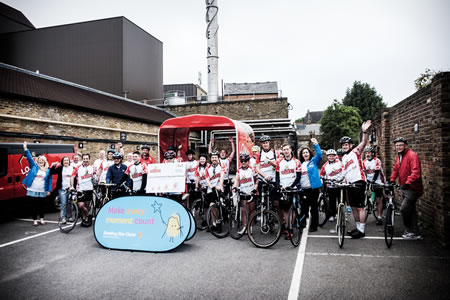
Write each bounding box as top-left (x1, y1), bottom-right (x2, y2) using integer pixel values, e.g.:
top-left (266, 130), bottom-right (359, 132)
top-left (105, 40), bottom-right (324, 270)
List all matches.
top-left (239, 153), bottom-right (250, 162)
top-left (364, 146), bottom-right (374, 153)
top-left (112, 152), bottom-right (123, 159)
top-left (336, 148), bottom-right (345, 156)
top-left (199, 153), bottom-right (208, 159)
top-left (185, 149), bottom-right (195, 155)
top-left (259, 135), bottom-right (271, 142)
top-left (107, 149), bottom-right (115, 154)
top-left (164, 151), bottom-right (175, 159)
top-left (393, 137), bottom-right (408, 144)
top-left (339, 136), bottom-right (353, 144)
top-left (167, 146), bottom-right (177, 152)
top-left (210, 150), bottom-right (219, 157)
top-left (141, 144), bottom-right (150, 150)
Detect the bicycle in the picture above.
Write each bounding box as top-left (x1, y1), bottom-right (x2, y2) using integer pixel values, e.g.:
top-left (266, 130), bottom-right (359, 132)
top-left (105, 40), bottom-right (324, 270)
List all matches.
top-left (191, 188), bottom-right (208, 230)
top-left (229, 188), bottom-right (250, 240)
top-left (364, 182), bottom-right (378, 222)
top-left (58, 189), bottom-right (79, 233)
top-left (247, 178), bottom-right (282, 248)
top-left (283, 187), bottom-right (307, 247)
top-left (384, 183), bottom-right (398, 248)
top-left (327, 180), bottom-right (355, 248)
top-left (97, 183), bottom-right (115, 207)
top-left (206, 188), bottom-right (230, 238)
top-left (317, 184), bottom-right (329, 227)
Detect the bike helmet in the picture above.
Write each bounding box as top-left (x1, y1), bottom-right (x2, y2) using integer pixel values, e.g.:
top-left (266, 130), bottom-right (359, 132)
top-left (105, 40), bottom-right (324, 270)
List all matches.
top-left (141, 144), bottom-right (150, 150)
top-left (259, 135), bottom-right (271, 142)
top-left (210, 150), bottom-right (219, 157)
top-left (364, 146), bottom-right (374, 153)
top-left (326, 149), bottom-right (337, 156)
top-left (339, 136), bottom-right (353, 144)
top-left (167, 146), bottom-right (177, 152)
top-left (393, 137), bottom-right (408, 144)
top-left (112, 152), bottom-right (123, 159)
top-left (107, 149), bottom-right (115, 154)
top-left (252, 145), bottom-right (260, 152)
top-left (185, 149), bottom-right (195, 155)
top-left (239, 153), bottom-right (250, 162)
top-left (336, 148), bottom-right (345, 156)
top-left (199, 153), bottom-right (208, 159)
top-left (164, 151), bottom-right (175, 159)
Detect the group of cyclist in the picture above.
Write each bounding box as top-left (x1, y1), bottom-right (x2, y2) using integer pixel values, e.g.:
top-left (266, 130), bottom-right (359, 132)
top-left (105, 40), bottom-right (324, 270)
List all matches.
top-left (22, 118), bottom-right (423, 241)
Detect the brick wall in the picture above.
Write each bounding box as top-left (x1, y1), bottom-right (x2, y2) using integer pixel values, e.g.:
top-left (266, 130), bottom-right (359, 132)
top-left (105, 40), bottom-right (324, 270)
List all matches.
top-left (164, 97), bottom-right (289, 120)
top-left (0, 96), bottom-right (160, 159)
top-left (371, 72), bottom-right (450, 246)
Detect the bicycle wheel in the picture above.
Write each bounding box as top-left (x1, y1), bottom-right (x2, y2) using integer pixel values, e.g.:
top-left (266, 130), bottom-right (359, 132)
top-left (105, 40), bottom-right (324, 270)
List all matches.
top-left (318, 194), bottom-right (328, 227)
top-left (191, 199), bottom-right (206, 230)
top-left (206, 203), bottom-right (229, 238)
top-left (364, 196), bottom-right (371, 222)
top-left (337, 204), bottom-right (345, 248)
top-left (59, 202), bottom-right (78, 233)
top-left (229, 203), bottom-right (249, 240)
top-left (384, 205), bottom-right (394, 248)
top-left (288, 206), bottom-right (302, 247)
top-left (247, 209), bottom-right (282, 248)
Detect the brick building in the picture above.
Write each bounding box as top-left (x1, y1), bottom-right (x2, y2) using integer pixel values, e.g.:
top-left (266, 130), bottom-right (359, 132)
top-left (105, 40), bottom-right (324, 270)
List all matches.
top-left (0, 63), bottom-right (174, 159)
top-left (371, 72), bottom-right (450, 246)
top-left (223, 81), bottom-right (279, 101)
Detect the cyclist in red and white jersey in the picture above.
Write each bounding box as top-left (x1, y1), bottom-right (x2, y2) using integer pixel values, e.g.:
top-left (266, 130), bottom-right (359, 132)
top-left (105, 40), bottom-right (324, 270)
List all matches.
top-left (124, 151), bottom-right (147, 193)
top-left (195, 153), bottom-right (210, 191)
top-left (185, 149), bottom-right (198, 189)
top-left (233, 153), bottom-right (258, 234)
top-left (70, 153), bottom-right (82, 168)
top-left (70, 153), bottom-right (95, 227)
top-left (93, 150), bottom-right (106, 175)
top-left (363, 146), bottom-right (385, 225)
top-left (258, 135), bottom-right (280, 182)
top-left (141, 145), bottom-right (156, 166)
top-left (320, 149), bottom-right (344, 222)
top-left (249, 145), bottom-right (260, 169)
top-left (209, 136), bottom-right (234, 193)
top-left (340, 120), bottom-right (371, 239)
top-left (124, 152), bottom-right (134, 168)
top-left (276, 143), bottom-right (301, 239)
top-left (96, 149), bottom-right (114, 183)
top-left (162, 146), bottom-right (183, 163)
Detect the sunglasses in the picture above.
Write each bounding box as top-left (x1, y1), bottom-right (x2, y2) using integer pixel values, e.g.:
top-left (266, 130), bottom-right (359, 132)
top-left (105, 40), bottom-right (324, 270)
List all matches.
top-left (241, 159), bottom-right (249, 162)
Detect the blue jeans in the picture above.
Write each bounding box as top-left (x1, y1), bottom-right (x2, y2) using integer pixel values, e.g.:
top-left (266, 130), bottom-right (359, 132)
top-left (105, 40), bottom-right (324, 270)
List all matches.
top-left (58, 188), bottom-right (69, 219)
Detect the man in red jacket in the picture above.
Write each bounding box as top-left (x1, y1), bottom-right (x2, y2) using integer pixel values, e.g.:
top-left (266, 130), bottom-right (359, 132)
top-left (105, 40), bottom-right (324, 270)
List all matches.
top-left (390, 137), bottom-right (423, 240)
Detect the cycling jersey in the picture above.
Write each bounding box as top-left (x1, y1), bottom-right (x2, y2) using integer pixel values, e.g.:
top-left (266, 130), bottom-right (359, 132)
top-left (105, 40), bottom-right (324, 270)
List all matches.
top-left (320, 159), bottom-right (344, 181)
top-left (72, 164), bottom-right (94, 191)
top-left (125, 163), bottom-right (147, 191)
top-left (93, 158), bottom-right (105, 174)
top-left (342, 147), bottom-right (366, 183)
top-left (249, 154), bottom-right (259, 169)
top-left (364, 158), bottom-right (385, 184)
top-left (195, 163), bottom-right (209, 189)
top-left (300, 161), bottom-right (311, 189)
top-left (260, 149), bottom-right (279, 181)
top-left (236, 166), bottom-right (257, 195)
top-left (141, 155), bottom-right (156, 166)
top-left (276, 157), bottom-right (301, 188)
top-left (98, 160), bottom-right (114, 183)
top-left (205, 163), bottom-right (225, 192)
top-left (185, 160), bottom-right (199, 183)
top-left (219, 157), bottom-right (232, 180)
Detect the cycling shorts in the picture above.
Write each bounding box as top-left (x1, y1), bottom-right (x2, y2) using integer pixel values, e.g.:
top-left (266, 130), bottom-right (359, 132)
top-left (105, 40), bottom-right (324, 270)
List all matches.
top-left (373, 187), bottom-right (383, 198)
top-left (348, 181), bottom-right (366, 208)
top-left (78, 190), bottom-right (93, 203)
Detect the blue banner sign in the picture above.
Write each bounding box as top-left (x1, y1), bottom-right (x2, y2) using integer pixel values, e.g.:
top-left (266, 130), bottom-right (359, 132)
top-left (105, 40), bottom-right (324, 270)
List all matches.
top-left (94, 196), bottom-right (194, 252)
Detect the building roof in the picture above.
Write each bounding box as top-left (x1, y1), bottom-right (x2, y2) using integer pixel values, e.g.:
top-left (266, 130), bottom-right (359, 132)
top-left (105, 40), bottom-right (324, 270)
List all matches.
top-left (296, 123), bottom-right (321, 136)
top-left (0, 2), bottom-right (35, 30)
top-left (0, 63), bottom-right (175, 124)
top-left (305, 110), bottom-right (323, 124)
top-left (224, 81), bottom-right (278, 95)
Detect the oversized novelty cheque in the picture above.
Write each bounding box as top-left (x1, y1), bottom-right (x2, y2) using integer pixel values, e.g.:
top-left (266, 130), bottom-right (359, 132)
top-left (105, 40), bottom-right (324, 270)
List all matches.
top-left (146, 162), bottom-right (186, 193)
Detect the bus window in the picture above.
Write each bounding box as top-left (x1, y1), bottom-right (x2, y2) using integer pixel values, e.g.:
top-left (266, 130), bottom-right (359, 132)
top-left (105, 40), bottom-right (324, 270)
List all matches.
top-left (0, 148), bottom-right (7, 177)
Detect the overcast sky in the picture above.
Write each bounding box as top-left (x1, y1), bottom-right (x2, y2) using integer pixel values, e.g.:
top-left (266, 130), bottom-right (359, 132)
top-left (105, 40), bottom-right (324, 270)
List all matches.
top-left (4, 0), bottom-right (450, 121)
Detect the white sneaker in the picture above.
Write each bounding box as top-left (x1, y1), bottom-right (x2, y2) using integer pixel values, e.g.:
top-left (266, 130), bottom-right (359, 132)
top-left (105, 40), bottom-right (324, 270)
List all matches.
top-left (328, 216), bottom-right (335, 222)
top-left (61, 218), bottom-right (67, 224)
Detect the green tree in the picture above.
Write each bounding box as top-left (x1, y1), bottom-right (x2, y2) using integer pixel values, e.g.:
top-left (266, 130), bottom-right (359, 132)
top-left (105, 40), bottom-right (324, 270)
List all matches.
top-left (342, 81), bottom-right (386, 121)
top-left (319, 100), bottom-right (363, 150)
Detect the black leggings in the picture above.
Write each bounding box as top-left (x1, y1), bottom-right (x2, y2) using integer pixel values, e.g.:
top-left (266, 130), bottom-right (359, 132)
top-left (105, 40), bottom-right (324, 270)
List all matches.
top-left (30, 196), bottom-right (46, 220)
top-left (301, 188), bottom-right (320, 230)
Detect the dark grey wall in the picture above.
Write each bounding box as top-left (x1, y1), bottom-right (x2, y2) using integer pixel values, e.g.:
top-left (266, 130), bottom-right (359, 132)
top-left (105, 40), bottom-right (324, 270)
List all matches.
top-left (0, 18), bottom-right (124, 96)
top-left (0, 15), bottom-right (33, 34)
top-left (122, 18), bottom-right (163, 103)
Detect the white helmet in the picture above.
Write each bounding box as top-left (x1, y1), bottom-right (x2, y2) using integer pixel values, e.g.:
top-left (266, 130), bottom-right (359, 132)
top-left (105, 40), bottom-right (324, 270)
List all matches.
top-left (326, 149), bottom-right (337, 156)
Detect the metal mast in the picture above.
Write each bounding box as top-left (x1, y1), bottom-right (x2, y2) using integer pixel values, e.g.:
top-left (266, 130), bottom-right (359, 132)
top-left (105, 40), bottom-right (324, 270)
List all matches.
top-left (206, 0), bottom-right (219, 102)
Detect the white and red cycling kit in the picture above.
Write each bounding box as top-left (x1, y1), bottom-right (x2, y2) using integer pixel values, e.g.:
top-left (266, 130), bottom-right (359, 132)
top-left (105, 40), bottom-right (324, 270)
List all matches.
top-left (185, 159), bottom-right (199, 183)
top-left (260, 149), bottom-right (279, 181)
top-left (195, 163), bottom-right (210, 189)
top-left (363, 158), bottom-right (385, 184)
top-left (219, 157), bottom-right (232, 180)
top-left (320, 159), bottom-right (344, 181)
top-left (276, 157), bottom-right (301, 188)
top-left (125, 162), bottom-right (147, 191)
top-left (342, 147), bottom-right (366, 183)
top-left (72, 164), bottom-right (95, 191)
top-left (236, 166), bottom-right (257, 195)
top-left (205, 163), bottom-right (225, 192)
top-left (98, 160), bottom-right (114, 183)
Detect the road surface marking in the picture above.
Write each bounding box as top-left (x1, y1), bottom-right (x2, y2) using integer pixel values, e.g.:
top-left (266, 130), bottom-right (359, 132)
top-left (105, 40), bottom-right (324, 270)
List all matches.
top-left (288, 218), bottom-right (310, 300)
top-left (308, 235), bottom-right (404, 240)
top-left (16, 218), bottom-right (59, 224)
top-left (306, 252), bottom-right (450, 259)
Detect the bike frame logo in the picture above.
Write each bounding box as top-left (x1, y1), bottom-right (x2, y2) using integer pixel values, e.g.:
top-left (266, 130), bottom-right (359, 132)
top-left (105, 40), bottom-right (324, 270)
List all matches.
top-left (94, 196), bottom-right (195, 252)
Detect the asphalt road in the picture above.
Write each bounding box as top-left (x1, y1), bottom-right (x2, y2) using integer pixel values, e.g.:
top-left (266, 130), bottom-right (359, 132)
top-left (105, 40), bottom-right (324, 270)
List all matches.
top-left (0, 209), bottom-right (449, 299)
